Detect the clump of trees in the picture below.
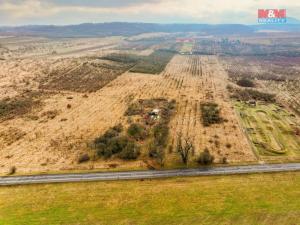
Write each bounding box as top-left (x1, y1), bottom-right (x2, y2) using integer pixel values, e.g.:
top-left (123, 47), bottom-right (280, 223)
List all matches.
top-left (231, 89), bottom-right (276, 103)
top-left (127, 123), bottom-right (148, 141)
top-left (94, 124), bottom-right (140, 160)
top-left (102, 53), bottom-right (141, 64)
top-left (148, 120), bottom-right (170, 166)
top-left (125, 102), bottom-right (143, 116)
top-left (148, 143), bottom-right (165, 166)
top-left (200, 102), bottom-right (223, 126)
top-left (130, 50), bottom-right (175, 74)
top-left (236, 78), bottom-right (255, 87)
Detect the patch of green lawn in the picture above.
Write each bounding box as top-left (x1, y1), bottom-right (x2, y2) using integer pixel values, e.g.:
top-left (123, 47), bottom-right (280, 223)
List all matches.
top-left (235, 101), bottom-right (300, 160)
top-left (0, 172), bottom-right (299, 225)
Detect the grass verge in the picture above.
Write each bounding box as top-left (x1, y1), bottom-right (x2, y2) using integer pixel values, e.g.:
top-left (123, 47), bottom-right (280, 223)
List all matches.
top-left (0, 172), bottom-right (299, 225)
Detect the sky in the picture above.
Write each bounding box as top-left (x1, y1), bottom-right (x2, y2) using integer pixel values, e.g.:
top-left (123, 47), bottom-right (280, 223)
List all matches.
top-left (0, 0), bottom-right (299, 26)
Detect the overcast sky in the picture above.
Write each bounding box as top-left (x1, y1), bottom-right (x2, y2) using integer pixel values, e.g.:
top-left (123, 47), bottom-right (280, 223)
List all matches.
top-left (0, 0), bottom-right (299, 26)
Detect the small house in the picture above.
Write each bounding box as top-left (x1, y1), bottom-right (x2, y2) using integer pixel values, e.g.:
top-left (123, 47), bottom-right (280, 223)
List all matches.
top-left (148, 109), bottom-right (160, 120)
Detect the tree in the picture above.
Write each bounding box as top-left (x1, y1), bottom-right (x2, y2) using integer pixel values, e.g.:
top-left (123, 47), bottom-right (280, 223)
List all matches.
top-left (237, 78), bottom-right (255, 87)
top-left (148, 142), bottom-right (165, 167)
top-left (176, 134), bottom-right (194, 166)
top-left (127, 123), bottom-right (147, 141)
top-left (197, 148), bottom-right (214, 165)
top-left (119, 141), bottom-right (140, 160)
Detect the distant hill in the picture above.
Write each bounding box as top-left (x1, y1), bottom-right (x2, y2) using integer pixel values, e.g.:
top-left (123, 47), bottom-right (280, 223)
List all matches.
top-left (0, 22), bottom-right (299, 37)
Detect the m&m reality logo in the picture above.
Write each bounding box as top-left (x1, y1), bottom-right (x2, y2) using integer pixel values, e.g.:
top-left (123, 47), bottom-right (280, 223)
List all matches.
top-left (258, 9), bottom-right (287, 24)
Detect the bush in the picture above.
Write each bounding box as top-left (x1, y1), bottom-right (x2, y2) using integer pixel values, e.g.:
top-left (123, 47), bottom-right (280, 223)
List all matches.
top-left (153, 123), bottom-right (169, 147)
top-left (94, 125), bottom-right (125, 159)
top-left (96, 136), bottom-right (130, 159)
top-left (231, 89), bottom-right (276, 103)
top-left (125, 103), bottom-right (143, 116)
top-left (112, 123), bottom-right (123, 133)
top-left (78, 154), bottom-right (90, 163)
top-left (119, 141), bottom-right (140, 160)
top-left (168, 99), bottom-right (176, 110)
top-left (197, 148), bottom-right (214, 165)
top-left (94, 125), bottom-right (123, 146)
top-left (200, 102), bottom-right (223, 126)
top-left (226, 143), bottom-right (232, 149)
top-left (237, 78), bottom-right (255, 87)
top-left (94, 125), bottom-right (140, 160)
top-left (148, 142), bottom-right (165, 166)
top-left (127, 123), bottom-right (148, 140)
top-left (8, 166), bottom-right (16, 175)
top-left (222, 157), bottom-right (228, 164)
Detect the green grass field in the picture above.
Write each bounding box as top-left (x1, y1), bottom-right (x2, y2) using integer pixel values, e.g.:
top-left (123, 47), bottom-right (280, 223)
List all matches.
top-left (0, 172), bottom-right (299, 225)
top-left (235, 102), bottom-right (300, 160)
top-left (129, 50), bottom-right (175, 74)
top-left (180, 42), bottom-right (194, 53)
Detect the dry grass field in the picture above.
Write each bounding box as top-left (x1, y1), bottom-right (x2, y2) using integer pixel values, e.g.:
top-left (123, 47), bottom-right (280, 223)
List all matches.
top-left (1, 34), bottom-right (300, 175)
top-left (0, 49), bottom-right (255, 175)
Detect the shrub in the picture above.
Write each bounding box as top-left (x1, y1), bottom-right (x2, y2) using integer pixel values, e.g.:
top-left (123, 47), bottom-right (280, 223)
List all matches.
top-left (197, 148), bottom-right (214, 165)
top-left (168, 145), bottom-right (173, 153)
top-left (96, 136), bottom-right (130, 159)
top-left (222, 157), bottom-right (228, 164)
top-left (94, 125), bottom-right (125, 159)
top-left (231, 89), bottom-right (275, 103)
top-left (119, 141), bottom-right (140, 160)
top-left (153, 123), bottom-right (169, 147)
top-left (78, 154), bottom-right (90, 163)
top-left (96, 145), bottom-right (113, 159)
top-left (168, 99), bottom-right (176, 110)
top-left (112, 123), bottom-right (123, 133)
top-left (94, 124), bottom-right (141, 160)
top-left (127, 123), bottom-right (148, 140)
top-left (200, 102), bottom-right (223, 126)
top-left (8, 166), bottom-right (16, 175)
top-left (125, 103), bottom-right (143, 116)
top-left (237, 78), bottom-right (255, 87)
top-left (148, 142), bottom-right (165, 166)
top-left (226, 143), bottom-right (232, 149)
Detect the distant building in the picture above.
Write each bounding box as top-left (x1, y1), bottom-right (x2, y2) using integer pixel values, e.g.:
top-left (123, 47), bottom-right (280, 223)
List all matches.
top-left (176, 38), bottom-right (195, 43)
top-left (248, 100), bottom-right (256, 106)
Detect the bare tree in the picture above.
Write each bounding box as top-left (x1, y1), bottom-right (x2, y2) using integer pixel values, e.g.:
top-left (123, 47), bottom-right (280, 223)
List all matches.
top-left (176, 134), bottom-right (194, 166)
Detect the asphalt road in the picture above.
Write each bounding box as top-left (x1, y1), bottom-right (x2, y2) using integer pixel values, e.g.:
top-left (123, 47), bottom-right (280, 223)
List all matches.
top-left (1, 163), bottom-right (299, 186)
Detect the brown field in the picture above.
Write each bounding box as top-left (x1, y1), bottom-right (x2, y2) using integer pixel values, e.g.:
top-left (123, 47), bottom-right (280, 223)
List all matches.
top-left (2, 34), bottom-right (300, 175)
top-left (0, 49), bottom-right (255, 174)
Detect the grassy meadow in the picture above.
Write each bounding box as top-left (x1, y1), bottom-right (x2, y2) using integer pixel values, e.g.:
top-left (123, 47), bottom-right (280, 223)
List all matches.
top-left (235, 102), bottom-right (300, 160)
top-left (0, 172), bottom-right (299, 225)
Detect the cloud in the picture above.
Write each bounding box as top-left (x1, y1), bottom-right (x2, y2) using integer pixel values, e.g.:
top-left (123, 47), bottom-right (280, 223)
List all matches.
top-left (0, 0), bottom-right (299, 25)
top-left (48, 0), bottom-right (161, 8)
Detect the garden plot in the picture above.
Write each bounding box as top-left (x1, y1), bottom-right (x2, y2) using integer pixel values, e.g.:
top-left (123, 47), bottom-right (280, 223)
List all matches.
top-left (235, 102), bottom-right (300, 161)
